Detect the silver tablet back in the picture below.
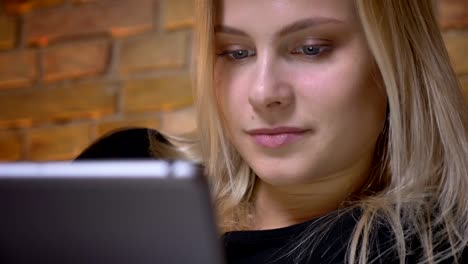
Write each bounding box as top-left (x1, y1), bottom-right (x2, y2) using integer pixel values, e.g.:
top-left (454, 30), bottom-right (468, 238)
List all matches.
top-left (0, 161), bottom-right (225, 264)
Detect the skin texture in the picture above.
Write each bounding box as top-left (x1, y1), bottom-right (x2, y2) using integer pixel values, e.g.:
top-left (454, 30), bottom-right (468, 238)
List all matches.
top-left (214, 0), bottom-right (387, 229)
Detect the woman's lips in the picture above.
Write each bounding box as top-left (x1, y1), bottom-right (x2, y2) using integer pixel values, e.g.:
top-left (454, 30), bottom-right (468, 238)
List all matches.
top-left (247, 128), bottom-right (309, 148)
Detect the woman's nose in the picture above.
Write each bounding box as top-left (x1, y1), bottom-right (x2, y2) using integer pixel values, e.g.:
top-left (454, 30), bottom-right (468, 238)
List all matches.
top-left (248, 57), bottom-right (294, 112)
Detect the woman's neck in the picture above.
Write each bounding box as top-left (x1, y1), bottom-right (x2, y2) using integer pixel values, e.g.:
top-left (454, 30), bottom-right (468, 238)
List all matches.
top-left (252, 162), bottom-right (371, 230)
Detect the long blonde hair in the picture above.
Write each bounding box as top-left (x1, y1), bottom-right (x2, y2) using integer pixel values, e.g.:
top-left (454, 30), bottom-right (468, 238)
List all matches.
top-left (153, 0), bottom-right (468, 263)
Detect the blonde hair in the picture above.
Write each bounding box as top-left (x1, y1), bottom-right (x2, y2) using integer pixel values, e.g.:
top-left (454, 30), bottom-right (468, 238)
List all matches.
top-left (152, 0), bottom-right (468, 263)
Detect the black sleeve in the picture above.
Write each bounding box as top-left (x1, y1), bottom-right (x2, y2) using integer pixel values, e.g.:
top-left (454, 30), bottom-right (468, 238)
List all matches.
top-left (75, 128), bottom-right (170, 160)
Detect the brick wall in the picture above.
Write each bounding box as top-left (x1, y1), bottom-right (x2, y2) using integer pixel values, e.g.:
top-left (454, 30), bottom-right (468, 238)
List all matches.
top-left (442, 0), bottom-right (468, 101)
top-left (0, 0), bottom-right (196, 161)
top-left (0, 0), bottom-right (467, 161)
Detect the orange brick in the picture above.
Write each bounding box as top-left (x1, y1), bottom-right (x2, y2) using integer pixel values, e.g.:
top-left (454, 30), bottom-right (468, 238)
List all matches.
top-left (444, 33), bottom-right (468, 75)
top-left (0, 15), bottom-right (17, 50)
top-left (0, 50), bottom-right (37, 89)
top-left (123, 75), bottom-right (193, 113)
top-left (160, 107), bottom-right (196, 135)
top-left (71, 0), bottom-right (98, 3)
top-left (440, 0), bottom-right (468, 30)
top-left (461, 77), bottom-right (468, 100)
top-left (97, 115), bottom-right (160, 137)
top-left (120, 31), bottom-right (188, 74)
top-left (163, 0), bottom-right (194, 30)
top-left (0, 82), bottom-right (116, 127)
top-left (4, 0), bottom-right (64, 14)
top-left (43, 39), bottom-right (110, 82)
top-left (28, 123), bottom-right (91, 161)
top-left (25, 0), bottom-right (154, 45)
top-left (0, 130), bottom-right (22, 161)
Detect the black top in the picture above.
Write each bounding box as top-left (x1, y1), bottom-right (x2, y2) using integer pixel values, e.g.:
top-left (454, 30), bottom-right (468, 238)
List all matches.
top-left (75, 128), bottom-right (466, 264)
top-left (222, 211), bottom-right (362, 264)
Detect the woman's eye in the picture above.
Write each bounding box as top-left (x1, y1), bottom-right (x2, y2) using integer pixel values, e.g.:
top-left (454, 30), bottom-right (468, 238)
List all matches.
top-left (217, 49), bottom-right (256, 60)
top-left (292, 45), bottom-right (329, 57)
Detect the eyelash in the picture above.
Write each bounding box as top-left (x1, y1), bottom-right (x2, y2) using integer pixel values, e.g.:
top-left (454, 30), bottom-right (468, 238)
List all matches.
top-left (216, 49), bottom-right (257, 60)
top-left (291, 45), bottom-right (331, 56)
top-left (216, 45), bottom-right (331, 61)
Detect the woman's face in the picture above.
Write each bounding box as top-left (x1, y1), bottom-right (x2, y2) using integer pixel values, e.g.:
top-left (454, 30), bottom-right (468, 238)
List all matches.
top-left (214, 0), bottom-right (387, 186)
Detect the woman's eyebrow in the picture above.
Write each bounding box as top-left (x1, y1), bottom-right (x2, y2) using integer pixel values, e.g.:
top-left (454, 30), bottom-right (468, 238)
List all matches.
top-left (214, 25), bottom-right (248, 36)
top-left (277, 17), bottom-right (344, 37)
top-left (214, 17), bottom-right (343, 37)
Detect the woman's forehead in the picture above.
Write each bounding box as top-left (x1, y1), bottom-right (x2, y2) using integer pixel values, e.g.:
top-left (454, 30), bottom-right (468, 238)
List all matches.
top-left (216, 0), bottom-right (358, 28)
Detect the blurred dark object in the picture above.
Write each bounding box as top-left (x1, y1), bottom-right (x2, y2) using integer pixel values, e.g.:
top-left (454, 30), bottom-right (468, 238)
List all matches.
top-left (76, 128), bottom-right (172, 160)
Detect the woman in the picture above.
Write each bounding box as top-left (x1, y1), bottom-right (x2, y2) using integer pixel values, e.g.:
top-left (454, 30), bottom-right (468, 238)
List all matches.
top-left (189, 0), bottom-right (467, 263)
top-left (78, 0), bottom-right (468, 263)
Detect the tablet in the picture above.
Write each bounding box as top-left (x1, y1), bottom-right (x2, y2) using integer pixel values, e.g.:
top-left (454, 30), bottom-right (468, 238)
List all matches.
top-left (0, 160), bottom-right (225, 264)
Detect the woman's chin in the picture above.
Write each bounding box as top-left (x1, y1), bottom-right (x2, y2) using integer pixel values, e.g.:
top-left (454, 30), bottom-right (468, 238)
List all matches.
top-left (252, 164), bottom-right (319, 187)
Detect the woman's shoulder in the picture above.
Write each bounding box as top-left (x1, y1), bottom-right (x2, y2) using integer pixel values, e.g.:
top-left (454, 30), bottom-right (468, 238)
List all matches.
top-left (75, 128), bottom-right (170, 160)
top-left (223, 207), bottom-right (468, 264)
